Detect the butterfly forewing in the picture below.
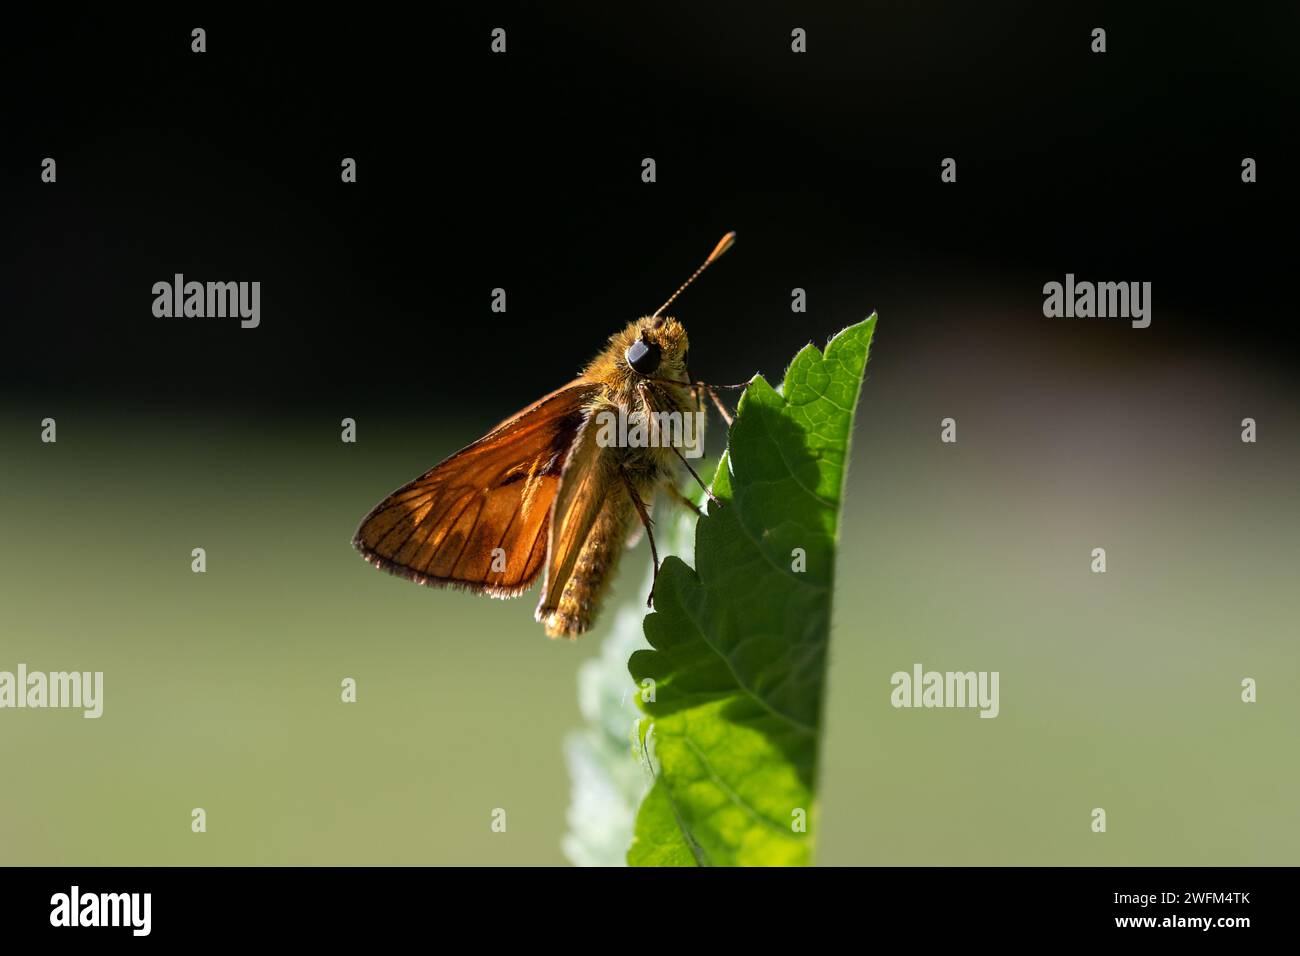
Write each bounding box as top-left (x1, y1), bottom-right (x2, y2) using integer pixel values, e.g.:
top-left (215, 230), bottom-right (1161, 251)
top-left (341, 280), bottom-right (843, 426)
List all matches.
top-left (353, 381), bottom-right (600, 595)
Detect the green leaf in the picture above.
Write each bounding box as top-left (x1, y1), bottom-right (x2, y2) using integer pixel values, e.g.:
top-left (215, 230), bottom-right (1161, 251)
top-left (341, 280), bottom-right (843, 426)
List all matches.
top-left (626, 315), bottom-right (877, 866)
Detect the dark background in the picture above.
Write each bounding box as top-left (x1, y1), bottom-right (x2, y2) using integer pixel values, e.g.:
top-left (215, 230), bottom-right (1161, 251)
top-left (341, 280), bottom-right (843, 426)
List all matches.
top-left (2, 3), bottom-right (1294, 419)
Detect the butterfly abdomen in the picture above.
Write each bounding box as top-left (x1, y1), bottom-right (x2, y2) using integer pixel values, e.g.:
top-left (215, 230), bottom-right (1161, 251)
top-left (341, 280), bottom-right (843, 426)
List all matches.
top-left (539, 489), bottom-right (637, 638)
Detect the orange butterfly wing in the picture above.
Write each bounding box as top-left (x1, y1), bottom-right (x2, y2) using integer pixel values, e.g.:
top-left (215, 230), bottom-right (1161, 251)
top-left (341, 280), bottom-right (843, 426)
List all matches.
top-left (353, 380), bottom-right (601, 596)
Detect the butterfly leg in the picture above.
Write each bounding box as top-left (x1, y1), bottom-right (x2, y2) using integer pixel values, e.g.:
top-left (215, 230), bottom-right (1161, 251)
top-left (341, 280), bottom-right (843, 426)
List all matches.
top-left (700, 384), bottom-right (734, 427)
top-left (649, 374), bottom-right (747, 428)
top-left (620, 468), bottom-right (660, 608)
top-left (671, 446), bottom-right (724, 510)
top-left (667, 483), bottom-right (704, 518)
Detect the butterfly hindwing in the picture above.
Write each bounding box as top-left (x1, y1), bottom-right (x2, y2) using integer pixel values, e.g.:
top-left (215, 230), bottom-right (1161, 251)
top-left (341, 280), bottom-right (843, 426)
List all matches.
top-left (535, 417), bottom-right (613, 612)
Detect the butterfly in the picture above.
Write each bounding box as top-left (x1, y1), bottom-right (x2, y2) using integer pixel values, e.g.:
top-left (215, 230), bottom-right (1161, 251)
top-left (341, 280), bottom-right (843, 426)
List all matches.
top-left (353, 233), bottom-right (739, 637)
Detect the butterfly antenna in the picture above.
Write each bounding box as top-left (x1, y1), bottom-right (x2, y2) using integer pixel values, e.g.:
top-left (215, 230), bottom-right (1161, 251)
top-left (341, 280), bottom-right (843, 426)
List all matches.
top-left (651, 231), bottom-right (736, 319)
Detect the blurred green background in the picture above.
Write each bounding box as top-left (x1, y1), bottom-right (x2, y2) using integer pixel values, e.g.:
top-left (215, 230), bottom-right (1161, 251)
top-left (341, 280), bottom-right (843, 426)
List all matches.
top-left (1, 316), bottom-right (1296, 866)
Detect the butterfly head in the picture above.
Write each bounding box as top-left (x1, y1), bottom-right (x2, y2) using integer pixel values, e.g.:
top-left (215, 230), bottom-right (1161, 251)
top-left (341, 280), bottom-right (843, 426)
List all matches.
top-left (622, 315), bottom-right (688, 382)
top-left (612, 231), bottom-right (733, 386)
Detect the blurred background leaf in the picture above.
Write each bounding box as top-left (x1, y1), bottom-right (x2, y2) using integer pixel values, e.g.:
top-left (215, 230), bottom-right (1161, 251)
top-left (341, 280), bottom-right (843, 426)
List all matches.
top-left (560, 593), bottom-right (650, 866)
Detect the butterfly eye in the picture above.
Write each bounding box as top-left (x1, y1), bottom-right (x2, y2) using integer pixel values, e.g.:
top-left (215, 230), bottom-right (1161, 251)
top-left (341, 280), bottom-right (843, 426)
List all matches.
top-left (625, 337), bottom-right (661, 376)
